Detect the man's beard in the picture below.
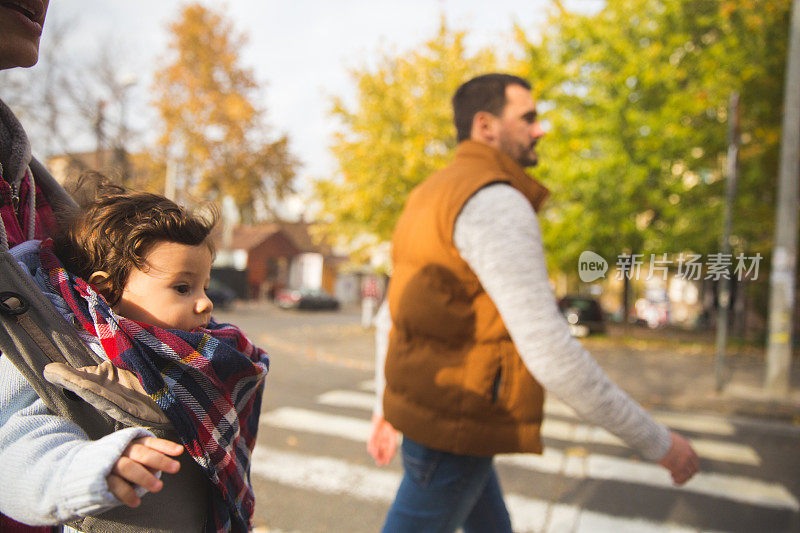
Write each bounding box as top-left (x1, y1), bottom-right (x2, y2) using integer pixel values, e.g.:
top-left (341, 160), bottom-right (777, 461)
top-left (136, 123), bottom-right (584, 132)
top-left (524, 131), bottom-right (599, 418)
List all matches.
top-left (499, 136), bottom-right (538, 168)
top-left (516, 148), bottom-right (538, 168)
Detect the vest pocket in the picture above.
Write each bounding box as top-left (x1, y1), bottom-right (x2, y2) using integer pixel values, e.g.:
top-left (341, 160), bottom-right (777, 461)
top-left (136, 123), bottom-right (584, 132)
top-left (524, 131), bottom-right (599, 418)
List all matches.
top-left (490, 366), bottom-right (502, 403)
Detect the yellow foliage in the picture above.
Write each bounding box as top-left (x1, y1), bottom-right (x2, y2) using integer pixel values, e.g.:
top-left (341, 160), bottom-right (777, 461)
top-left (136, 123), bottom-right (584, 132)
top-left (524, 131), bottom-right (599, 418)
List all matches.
top-left (315, 19), bottom-right (503, 248)
top-left (150, 2), bottom-right (297, 221)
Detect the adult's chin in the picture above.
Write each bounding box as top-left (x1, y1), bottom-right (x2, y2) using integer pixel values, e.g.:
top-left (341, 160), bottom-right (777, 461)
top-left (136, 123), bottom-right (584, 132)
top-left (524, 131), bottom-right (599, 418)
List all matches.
top-left (0, 36), bottom-right (41, 69)
top-left (518, 154), bottom-right (538, 168)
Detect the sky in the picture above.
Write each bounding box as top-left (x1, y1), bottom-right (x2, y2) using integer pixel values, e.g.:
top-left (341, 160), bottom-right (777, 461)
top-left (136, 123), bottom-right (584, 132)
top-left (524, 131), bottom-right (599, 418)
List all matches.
top-left (38, 0), bottom-right (604, 215)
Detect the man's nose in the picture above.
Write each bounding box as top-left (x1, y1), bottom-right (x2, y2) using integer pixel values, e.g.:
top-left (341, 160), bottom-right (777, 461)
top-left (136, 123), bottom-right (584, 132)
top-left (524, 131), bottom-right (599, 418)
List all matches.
top-left (531, 121), bottom-right (545, 139)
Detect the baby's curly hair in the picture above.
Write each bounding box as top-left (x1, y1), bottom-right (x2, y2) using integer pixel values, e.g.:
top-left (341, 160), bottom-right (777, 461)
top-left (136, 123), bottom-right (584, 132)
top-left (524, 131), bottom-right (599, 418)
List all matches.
top-left (54, 176), bottom-right (217, 306)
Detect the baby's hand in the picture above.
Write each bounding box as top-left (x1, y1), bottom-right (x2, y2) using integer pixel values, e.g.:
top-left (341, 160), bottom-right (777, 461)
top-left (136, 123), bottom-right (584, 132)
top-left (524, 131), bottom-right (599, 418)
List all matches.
top-left (107, 437), bottom-right (183, 507)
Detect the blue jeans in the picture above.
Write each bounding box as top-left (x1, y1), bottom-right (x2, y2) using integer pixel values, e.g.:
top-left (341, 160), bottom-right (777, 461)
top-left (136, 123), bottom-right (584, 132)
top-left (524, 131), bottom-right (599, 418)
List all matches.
top-left (382, 437), bottom-right (513, 533)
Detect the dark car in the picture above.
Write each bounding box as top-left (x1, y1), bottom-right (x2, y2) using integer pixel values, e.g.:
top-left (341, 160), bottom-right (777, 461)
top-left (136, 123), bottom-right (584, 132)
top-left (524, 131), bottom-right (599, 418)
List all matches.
top-left (206, 278), bottom-right (236, 309)
top-left (276, 288), bottom-right (340, 311)
top-left (557, 295), bottom-right (605, 337)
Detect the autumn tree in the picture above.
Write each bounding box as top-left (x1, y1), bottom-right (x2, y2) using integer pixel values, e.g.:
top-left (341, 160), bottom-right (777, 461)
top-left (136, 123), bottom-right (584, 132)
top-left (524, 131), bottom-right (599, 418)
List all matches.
top-left (0, 19), bottom-right (124, 160)
top-left (152, 3), bottom-right (297, 220)
top-left (517, 0), bottom-right (791, 278)
top-left (315, 21), bottom-right (498, 254)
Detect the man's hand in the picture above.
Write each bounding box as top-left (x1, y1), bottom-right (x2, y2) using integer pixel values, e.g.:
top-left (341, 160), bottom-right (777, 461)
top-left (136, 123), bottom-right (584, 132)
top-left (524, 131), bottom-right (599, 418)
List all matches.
top-left (658, 431), bottom-right (700, 485)
top-left (367, 414), bottom-right (399, 466)
top-left (107, 437), bottom-right (184, 507)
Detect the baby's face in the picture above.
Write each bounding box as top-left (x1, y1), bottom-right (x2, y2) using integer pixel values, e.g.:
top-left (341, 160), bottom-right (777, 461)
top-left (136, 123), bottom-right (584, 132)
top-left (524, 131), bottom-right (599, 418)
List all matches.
top-left (115, 241), bottom-right (214, 331)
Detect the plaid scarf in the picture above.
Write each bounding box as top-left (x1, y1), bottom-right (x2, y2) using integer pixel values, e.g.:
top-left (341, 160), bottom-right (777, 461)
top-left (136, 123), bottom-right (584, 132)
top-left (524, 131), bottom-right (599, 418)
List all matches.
top-left (37, 240), bottom-right (269, 532)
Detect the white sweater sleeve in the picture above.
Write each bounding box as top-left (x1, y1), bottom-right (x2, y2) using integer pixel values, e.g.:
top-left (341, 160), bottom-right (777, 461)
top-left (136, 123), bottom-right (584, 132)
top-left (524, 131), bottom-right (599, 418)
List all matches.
top-left (0, 355), bottom-right (154, 525)
top-left (373, 300), bottom-right (391, 417)
top-left (453, 183), bottom-right (671, 461)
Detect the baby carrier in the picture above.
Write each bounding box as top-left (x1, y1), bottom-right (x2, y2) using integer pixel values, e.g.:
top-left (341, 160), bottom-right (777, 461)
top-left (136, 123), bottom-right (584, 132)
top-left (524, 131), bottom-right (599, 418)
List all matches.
top-left (0, 159), bottom-right (208, 533)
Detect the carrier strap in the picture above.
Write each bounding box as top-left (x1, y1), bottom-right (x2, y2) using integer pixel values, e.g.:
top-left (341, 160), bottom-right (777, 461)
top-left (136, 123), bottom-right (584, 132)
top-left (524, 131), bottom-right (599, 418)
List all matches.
top-left (0, 162), bottom-right (208, 532)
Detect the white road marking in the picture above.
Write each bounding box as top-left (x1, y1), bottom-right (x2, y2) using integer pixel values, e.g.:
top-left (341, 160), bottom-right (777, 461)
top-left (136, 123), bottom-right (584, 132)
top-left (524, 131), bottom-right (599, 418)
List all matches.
top-left (588, 454), bottom-right (798, 511)
top-left (251, 446), bottom-right (711, 533)
top-left (262, 406), bottom-right (372, 441)
top-left (318, 390), bottom-right (375, 411)
top-left (651, 412), bottom-right (737, 437)
top-left (542, 418), bottom-right (760, 466)
top-left (545, 398), bottom-right (738, 436)
top-left (308, 396), bottom-right (762, 466)
top-left (260, 407), bottom-right (795, 511)
top-left (251, 445), bottom-right (399, 503)
top-left (689, 438), bottom-right (761, 466)
top-left (543, 418), bottom-right (626, 446)
top-left (544, 398), bottom-right (579, 418)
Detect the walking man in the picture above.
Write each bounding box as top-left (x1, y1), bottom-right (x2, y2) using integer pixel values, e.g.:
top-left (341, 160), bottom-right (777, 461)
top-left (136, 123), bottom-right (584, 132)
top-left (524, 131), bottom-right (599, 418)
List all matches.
top-left (368, 73), bottom-right (699, 532)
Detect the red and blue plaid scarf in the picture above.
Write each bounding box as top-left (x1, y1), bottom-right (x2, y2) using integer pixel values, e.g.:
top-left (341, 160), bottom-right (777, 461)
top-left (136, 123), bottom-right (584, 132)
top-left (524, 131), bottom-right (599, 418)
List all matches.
top-left (37, 240), bottom-right (269, 532)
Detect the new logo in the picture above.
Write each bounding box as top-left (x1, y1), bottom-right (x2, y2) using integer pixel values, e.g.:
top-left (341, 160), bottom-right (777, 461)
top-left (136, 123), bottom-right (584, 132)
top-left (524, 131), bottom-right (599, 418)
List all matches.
top-left (578, 251), bottom-right (608, 282)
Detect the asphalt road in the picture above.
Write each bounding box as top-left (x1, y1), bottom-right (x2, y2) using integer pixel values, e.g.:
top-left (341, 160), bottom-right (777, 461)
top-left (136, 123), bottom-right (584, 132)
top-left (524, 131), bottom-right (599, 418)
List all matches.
top-left (215, 302), bottom-right (800, 533)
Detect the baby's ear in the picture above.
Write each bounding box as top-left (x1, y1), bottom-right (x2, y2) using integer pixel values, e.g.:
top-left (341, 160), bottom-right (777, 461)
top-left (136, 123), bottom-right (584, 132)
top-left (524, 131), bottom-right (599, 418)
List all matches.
top-left (87, 271), bottom-right (112, 296)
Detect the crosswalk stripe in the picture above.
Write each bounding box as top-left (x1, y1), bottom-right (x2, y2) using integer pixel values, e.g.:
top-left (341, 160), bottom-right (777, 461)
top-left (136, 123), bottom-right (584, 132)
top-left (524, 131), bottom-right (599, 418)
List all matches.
top-left (689, 438), bottom-right (761, 466)
top-left (587, 454), bottom-right (797, 511)
top-left (251, 445), bottom-right (399, 503)
top-left (318, 390), bottom-right (376, 411)
top-left (500, 450), bottom-right (796, 511)
top-left (543, 398), bottom-right (579, 419)
top-left (260, 407), bottom-right (796, 511)
top-left (650, 412), bottom-right (737, 437)
top-left (263, 406), bottom-right (371, 441)
top-left (542, 418), bottom-right (760, 466)
top-left (545, 398), bottom-right (738, 437)
top-left (251, 446), bottom-right (711, 533)
top-left (504, 496), bottom-right (707, 533)
top-left (314, 393), bottom-right (761, 466)
top-left (545, 400), bottom-right (759, 466)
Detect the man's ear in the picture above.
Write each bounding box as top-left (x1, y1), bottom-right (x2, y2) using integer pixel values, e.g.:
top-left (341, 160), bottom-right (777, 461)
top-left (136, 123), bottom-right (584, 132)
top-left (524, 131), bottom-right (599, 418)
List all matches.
top-left (470, 111), bottom-right (500, 144)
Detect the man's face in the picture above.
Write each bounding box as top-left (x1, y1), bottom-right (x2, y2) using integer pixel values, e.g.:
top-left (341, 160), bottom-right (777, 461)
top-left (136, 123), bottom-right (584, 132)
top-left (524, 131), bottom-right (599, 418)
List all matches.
top-left (497, 84), bottom-right (545, 168)
top-left (0, 0), bottom-right (49, 70)
top-left (114, 241), bottom-right (214, 332)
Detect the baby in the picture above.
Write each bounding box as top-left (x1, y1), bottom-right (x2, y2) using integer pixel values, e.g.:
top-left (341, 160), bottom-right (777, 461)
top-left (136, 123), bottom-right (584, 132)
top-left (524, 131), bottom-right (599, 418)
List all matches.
top-left (0, 185), bottom-right (268, 532)
top-left (54, 187), bottom-right (217, 333)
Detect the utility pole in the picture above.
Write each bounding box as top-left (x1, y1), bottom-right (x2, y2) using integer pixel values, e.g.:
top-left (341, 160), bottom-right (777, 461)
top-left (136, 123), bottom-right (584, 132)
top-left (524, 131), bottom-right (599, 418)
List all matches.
top-left (765, 0), bottom-right (800, 395)
top-left (715, 92), bottom-right (739, 392)
top-left (94, 100), bottom-right (106, 169)
top-left (116, 75), bottom-right (137, 186)
top-left (165, 158), bottom-right (177, 202)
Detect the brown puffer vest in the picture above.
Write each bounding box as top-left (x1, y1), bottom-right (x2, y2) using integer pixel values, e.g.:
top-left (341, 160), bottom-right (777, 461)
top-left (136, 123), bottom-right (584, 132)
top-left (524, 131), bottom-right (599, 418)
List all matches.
top-left (384, 140), bottom-right (550, 457)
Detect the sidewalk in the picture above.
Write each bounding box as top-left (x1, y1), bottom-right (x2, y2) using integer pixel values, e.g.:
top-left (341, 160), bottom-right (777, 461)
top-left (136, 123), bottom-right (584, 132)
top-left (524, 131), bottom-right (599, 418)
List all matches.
top-left (580, 325), bottom-right (800, 423)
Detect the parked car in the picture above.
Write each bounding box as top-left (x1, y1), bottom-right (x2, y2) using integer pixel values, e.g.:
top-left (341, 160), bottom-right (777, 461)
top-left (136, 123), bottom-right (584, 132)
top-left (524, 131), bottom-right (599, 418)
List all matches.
top-left (557, 295), bottom-right (605, 337)
top-left (276, 288), bottom-right (340, 311)
top-left (206, 278), bottom-right (236, 309)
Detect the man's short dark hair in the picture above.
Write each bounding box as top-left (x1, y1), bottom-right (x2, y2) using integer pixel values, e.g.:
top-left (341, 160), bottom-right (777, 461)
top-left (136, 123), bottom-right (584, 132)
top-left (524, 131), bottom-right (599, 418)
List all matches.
top-left (452, 73), bottom-right (532, 143)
